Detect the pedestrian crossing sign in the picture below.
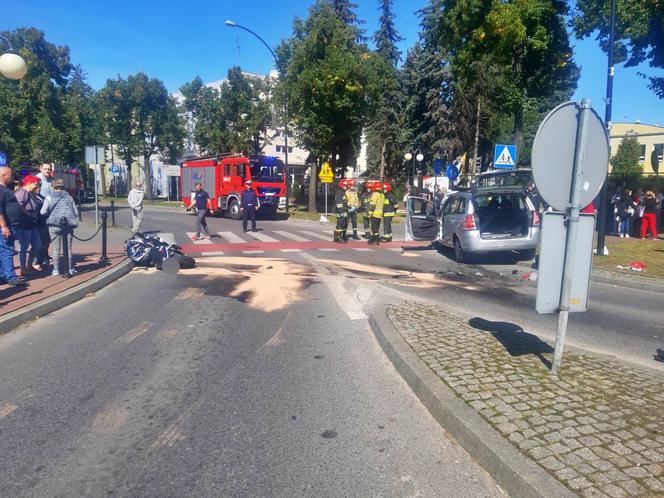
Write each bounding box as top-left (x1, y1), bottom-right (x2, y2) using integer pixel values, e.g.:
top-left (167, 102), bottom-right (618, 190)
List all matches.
top-left (319, 162), bottom-right (334, 183)
top-left (493, 144), bottom-right (517, 169)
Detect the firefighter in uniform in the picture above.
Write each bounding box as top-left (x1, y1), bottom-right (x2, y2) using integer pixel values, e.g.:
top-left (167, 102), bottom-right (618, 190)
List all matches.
top-left (344, 179), bottom-right (361, 240)
top-left (381, 182), bottom-right (398, 242)
top-left (368, 182), bottom-right (385, 245)
top-left (334, 179), bottom-right (349, 243)
top-left (360, 181), bottom-right (374, 239)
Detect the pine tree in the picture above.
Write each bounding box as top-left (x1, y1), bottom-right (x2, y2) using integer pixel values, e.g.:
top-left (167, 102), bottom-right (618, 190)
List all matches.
top-left (366, 0), bottom-right (403, 180)
top-left (329, 0), bottom-right (366, 40)
top-left (611, 136), bottom-right (643, 184)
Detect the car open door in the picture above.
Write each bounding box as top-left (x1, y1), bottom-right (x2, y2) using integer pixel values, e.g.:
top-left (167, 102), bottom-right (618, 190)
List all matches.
top-left (405, 196), bottom-right (439, 242)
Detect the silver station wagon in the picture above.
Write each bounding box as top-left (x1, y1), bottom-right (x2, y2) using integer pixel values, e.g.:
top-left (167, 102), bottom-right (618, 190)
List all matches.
top-left (405, 170), bottom-right (541, 262)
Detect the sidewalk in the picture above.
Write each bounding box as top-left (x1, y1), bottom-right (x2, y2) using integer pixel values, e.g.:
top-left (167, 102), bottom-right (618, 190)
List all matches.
top-left (0, 222), bottom-right (132, 334)
top-left (371, 302), bottom-right (664, 498)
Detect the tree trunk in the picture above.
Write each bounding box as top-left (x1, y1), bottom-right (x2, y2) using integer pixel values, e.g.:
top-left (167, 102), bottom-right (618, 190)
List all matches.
top-left (143, 154), bottom-right (153, 201)
top-left (379, 142), bottom-right (386, 182)
top-left (308, 159), bottom-right (318, 213)
top-left (123, 147), bottom-right (133, 190)
top-left (512, 105), bottom-right (524, 162)
top-left (99, 165), bottom-right (108, 197)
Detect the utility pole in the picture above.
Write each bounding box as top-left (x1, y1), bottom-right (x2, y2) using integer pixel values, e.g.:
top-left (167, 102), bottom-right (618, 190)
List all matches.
top-left (596, 0), bottom-right (617, 257)
top-left (472, 98), bottom-right (482, 176)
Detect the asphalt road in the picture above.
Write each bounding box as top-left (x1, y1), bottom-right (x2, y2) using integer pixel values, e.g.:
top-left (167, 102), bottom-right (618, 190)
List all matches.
top-left (110, 204), bottom-right (664, 370)
top-left (0, 248), bottom-right (504, 497)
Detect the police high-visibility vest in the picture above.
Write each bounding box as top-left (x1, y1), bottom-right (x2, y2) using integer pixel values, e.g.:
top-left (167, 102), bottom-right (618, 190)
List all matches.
top-left (369, 192), bottom-right (385, 218)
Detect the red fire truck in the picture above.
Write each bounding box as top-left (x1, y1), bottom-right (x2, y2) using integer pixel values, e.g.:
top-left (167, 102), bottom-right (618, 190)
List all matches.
top-left (181, 154), bottom-right (287, 218)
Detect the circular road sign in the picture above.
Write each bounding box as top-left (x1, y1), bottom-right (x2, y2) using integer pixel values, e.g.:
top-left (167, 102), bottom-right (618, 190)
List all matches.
top-left (531, 101), bottom-right (609, 212)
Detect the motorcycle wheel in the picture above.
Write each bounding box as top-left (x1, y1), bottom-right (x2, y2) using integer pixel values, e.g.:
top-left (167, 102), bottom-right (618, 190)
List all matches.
top-left (177, 254), bottom-right (196, 269)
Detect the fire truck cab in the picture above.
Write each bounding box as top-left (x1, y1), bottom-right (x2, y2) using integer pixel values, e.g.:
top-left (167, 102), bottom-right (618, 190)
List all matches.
top-left (181, 155), bottom-right (287, 219)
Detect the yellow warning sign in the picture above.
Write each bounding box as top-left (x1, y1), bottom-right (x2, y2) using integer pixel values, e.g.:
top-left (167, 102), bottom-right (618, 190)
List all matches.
top-left (319, 162), bottom-right (334, 183)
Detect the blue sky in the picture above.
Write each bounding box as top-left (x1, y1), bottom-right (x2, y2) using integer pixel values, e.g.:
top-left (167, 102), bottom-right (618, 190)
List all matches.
top-left (3, 0), bottom-right (662, 126)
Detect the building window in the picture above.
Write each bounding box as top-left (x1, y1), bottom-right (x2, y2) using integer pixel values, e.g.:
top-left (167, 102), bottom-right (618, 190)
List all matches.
top-left (276, 145), bottom-right (293, 153)
top-left (639, 144), bottom-right (646, 162)
top-left (655, 144), bottom-right (664, 160)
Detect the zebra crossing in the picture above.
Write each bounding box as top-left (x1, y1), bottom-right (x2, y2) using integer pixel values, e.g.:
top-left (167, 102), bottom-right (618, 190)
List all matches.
top-left (155, 228), bottom-right (411, 257)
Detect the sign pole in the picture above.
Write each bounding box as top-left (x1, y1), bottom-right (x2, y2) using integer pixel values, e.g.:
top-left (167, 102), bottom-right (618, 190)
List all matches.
top-left (325, 183), bottom-right (328, 219)
top-left (94, 164), bottom-right (99, 229)
top-left (551, 99), bottom-right (592, 374)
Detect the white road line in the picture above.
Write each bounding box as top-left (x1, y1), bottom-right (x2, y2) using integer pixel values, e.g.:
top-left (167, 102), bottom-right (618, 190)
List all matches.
top-left (242, 250), bottom-right (264, 255)
top-left (298, 230), bottom-right (330, 241)
top-left (388, 247), bottom-right (403, 252)
top-left (280, 249), bottom-right (302, 253)
top-left (186, 232), bottom-right (212, 245)
top-left (217, 231), bottom-right (246, 244)
top-left (246, 231), bottom-right (280, 243)
top-left (201, 251), bottom-right (225, 256)
top-left (318, 248), bottom-right (339, 252)
top-left (353, 248), bottom-right (374, 252)
top-left (156, 232), bottom-right (176, 245)
top-left (272, 230), bottom-right (309, 242)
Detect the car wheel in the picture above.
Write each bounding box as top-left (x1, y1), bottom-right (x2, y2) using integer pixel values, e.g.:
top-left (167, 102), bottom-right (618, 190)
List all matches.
top-left (228, 200), bottom-right (241, 220)
top-left (453, 237), bottom-right (465, 263)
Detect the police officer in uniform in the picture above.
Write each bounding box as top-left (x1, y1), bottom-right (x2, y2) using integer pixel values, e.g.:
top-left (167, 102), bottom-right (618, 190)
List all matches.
top-left (240, 180), bottom-right (259, 232)
top-left (368, 182), bottom-right (385, 245)
top-left (344, 179), bottom-right (361, 240)
top-left (381, 182), bottom-right (398, 242)
top-left (360, 181), bottom-right (373, 239)
top-left (334, 179), bottom-right (349, 243)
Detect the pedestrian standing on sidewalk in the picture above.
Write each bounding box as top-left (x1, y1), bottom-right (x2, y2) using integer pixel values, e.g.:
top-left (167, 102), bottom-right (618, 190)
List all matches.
top-left (35, 163), bottom-right (53, 264)
top-left (618, 189), bottom-right (636, 238)
top-left (655, 189), bottom-right (663, 231)
top-left (0, 167), bottom-right (27, 286)
top-left (192, 182), bottom-right (212, 240)
top-left (41, 179), bottom-right (79, 276)
top-left (127, 182), bottom-right (145, 233)
top-left (240, 180), bottom-right (259, 233)
top-left (14, 175), bottom-right (42, 277)
top-left (640, 191), bottom-right (659, 240)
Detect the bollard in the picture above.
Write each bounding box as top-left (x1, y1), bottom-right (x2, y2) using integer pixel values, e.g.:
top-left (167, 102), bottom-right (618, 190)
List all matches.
top-left (100, 210), bottom-right (109, 262)
top-left (60, 217), bottom-right (71, 278)
top-left (77, 199), bottom-right (82, 222)
top-left (110, 199), bottom-right (116, 227)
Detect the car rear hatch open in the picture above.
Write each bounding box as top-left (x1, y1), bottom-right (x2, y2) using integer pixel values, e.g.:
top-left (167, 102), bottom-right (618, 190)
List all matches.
top-left (472, 188), bottom-right (532, 240)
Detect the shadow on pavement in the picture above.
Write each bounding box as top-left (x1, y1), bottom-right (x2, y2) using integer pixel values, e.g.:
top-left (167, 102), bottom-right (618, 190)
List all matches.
top-left (468, 317), bottom-right (553, 369)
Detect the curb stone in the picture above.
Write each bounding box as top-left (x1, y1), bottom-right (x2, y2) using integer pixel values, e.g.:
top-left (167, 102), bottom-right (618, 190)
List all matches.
top-left (368, 304), bottom-right (576, 498)
top-left (0, 258), bottom-right (133, 335)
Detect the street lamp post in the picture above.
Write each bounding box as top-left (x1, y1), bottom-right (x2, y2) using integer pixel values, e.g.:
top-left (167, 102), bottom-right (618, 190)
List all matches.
top-left (0, 35), bottom-right (28, 80)
top-left (225, 20), bottom-right (290, 211)
top-left (404, 149), bottom-right (424, 192)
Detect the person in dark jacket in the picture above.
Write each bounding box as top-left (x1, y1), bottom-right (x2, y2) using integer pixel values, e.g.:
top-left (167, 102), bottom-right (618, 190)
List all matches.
top-left (191, 182), bottom-right (212, 240)
top-left (640, 191), bottom-right (659, 239)
top-left (40, 178), bottom-right (79, 276)
top-left (14, 175), bottom-right (42, 276)
top-left (381, 182), bottom-right (399, 242)
top-left (618, 189), bottom-right (636, 238)
top-left (240, 180), bottom-right (258, 232)
top-left (0, 166), bottom-right (27, 286)
top-left (360, 181), bottom-right (373, 239)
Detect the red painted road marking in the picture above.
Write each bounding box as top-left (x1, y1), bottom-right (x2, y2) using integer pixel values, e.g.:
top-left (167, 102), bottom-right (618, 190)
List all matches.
top-left (178, 240), bottom-right (428, 255)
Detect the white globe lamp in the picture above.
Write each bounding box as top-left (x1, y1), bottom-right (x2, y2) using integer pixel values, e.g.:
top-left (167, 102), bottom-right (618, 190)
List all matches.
top-left (0, 52), bottom-right (27, 80)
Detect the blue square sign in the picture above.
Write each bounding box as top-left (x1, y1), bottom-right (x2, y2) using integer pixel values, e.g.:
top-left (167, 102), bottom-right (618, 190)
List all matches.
top-left (494, 144), bottom-right (517, 169)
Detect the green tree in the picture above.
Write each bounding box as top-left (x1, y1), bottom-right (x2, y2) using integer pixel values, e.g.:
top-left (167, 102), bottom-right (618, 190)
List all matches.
top-left (329, 0), bottom-right (366, 40)
top-left (99, 73), bottom-right (185, 199)
top-left (611, 136), bottom-right (643, 183)
top-left (0, 28), bottom-right (73, 166)
top-left (277, 1), bottom-right (377, 211)
top-left (365, 0), bottom-right (403, 180)
top-left (573, 0), bottom-right (664, 98)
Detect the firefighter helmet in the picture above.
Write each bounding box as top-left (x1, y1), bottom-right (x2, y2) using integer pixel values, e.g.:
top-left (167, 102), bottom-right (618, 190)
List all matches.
top-left (382, 182), bottom-right (392, 192)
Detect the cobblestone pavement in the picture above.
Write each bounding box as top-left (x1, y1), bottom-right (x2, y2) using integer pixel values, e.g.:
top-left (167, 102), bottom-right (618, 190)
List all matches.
top-left (387, 302), bottom-right (664, 497)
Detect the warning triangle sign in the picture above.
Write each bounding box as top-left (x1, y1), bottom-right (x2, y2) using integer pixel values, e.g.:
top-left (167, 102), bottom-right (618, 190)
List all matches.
top-left (495, 146), bottom-right (515, 166)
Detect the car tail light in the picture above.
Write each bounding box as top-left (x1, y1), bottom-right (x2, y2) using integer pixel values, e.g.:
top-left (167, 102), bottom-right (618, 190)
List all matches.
top-left (533, 211), bottom-right (540, 226)
top-left (463, 214), bottom-right (477, 230)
